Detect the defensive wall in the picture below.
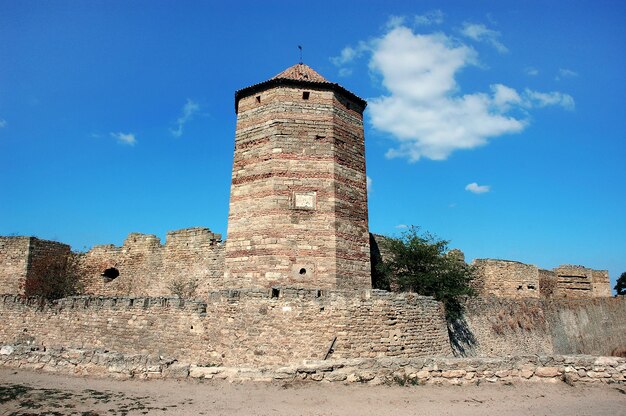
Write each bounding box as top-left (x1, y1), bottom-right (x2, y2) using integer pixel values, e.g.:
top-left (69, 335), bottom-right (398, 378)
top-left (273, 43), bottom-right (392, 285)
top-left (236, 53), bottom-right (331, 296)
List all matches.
top-left (77, 227), bottom-right (224, 298)
top-left (0, 290), bottom-right (451, 367)
top-left (472, 259), bottom-right (611, 299)
top-left (454, 296), bottom-right (626, 357)
top-left (0, 236), bottom-right (71, 295)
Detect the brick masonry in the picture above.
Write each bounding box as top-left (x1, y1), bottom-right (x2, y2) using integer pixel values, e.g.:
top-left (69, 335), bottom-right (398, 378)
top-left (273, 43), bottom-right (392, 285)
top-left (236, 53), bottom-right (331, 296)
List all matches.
top-left (224, 65), bottom-right (371, 290)
top-left (0, 237), bottom-right (71, 295)
top-left (77, 227), bottom-right (224, 298)
top-left (0, 290), bottom-right (451, 367)
top-left (473, 258), bottom-right (612, 299)
top-left (1, 346), bottom-right (623, 385)
top-left (0, 64), bottom-right (622, 382)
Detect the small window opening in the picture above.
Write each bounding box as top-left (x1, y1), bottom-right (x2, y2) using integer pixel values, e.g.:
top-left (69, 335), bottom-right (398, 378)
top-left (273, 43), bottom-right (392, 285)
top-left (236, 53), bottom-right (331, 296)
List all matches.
top-left (102, 267), bottom-right (119, 280)
top-left (527, 284), bottom-right (536, 290)
top-left (299, 268), bottom-right (307, 275)
top-left (517, 285), bottom-right (523, 290)
top-left (302, 91), bottom-right (310, 100)
top-left (271, 288), bottom-right (280, 298)
top-left (256, 95), bottom-right (261, 103)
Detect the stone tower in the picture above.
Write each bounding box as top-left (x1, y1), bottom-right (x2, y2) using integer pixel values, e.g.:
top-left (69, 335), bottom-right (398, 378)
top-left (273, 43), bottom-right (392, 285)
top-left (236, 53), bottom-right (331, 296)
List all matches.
top-left (224, 63), bottom-right (371, 289)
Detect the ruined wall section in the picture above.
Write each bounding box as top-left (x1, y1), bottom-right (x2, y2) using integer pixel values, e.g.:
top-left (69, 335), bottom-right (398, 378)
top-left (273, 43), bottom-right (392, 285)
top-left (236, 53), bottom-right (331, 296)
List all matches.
top-left (164, 228), bottom-right (225, 298)
top-left (455, 296), bottom-right (626, 357)
top-left (0, 237), bottom-right (30, 294)
top-left (554, 265), bottom-right (611, 298)
top-left (473, 259), bottom-right (540, 298)
top-left (0, 237), bottom-right (71, 296)
top-left (0, 290), bottom-right (451, 366)
top-left (79, 228), bottom-right (224, 298)
top-left (539, 269), bottom-right (558, 298)
top-left (473, 260), bottom-right (611, 299)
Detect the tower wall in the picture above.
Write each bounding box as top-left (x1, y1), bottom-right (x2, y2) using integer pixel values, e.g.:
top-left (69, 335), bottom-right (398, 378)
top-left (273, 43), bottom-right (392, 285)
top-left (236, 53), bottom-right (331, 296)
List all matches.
top-left (224, 81), bottom-right (370, 289)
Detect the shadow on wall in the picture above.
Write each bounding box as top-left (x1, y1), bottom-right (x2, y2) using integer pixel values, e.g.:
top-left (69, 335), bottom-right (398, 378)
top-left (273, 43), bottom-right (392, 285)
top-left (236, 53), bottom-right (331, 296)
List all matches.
top-left (447, 316), bottom-right (478, 357)
top-left (369, 233), bottom-right (388, 291)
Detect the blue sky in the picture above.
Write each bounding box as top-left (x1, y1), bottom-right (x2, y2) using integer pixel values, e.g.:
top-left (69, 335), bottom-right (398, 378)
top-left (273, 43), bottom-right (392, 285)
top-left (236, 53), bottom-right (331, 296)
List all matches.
top-left (1, 1), bottom-right (624, 290)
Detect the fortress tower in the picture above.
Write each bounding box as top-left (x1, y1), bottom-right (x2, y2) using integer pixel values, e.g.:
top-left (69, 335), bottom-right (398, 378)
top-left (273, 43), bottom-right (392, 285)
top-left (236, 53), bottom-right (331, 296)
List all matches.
top-left (224, 64), bottom-right (371, 289)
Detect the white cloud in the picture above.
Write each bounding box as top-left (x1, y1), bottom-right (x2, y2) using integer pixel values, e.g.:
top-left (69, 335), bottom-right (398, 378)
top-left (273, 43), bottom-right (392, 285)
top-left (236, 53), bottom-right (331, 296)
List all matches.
top-left (395, 224), bottom-right (408, 229)
top-left (331, 46), bottom-right (359, 66)
top-left (460, 23), bottom-right (508, 54)
top-left (492, 84), bottom-right (522, 111)
top-left (171, 99), bottom-right (200, 138)
top-left (385, 15), bottom-right (406, 30)
top-left (367, 26), bottom-right (526, 162)
top-left (465, 182), bottom-right (490, 194)
top-left (338, 67), bottom-right (353, 77)
top-left (330, 42), bottom-right (369, 67)
top-left (0, 119), bottom-right (6, 128)
top-left (524, 89), bottom-right (575, 110)
top-left (414, 10), bottom-right (444, 26)
top-left (333, 24), bottom-right (575, 162)
top-left (525, 67), bottom-right (539, 76)
top-left (366, 176), bottom-right (373, 192)
top-left (110, 132), bottom-right (136, 146)
top-left (556, 68), bottom-right (579, 80)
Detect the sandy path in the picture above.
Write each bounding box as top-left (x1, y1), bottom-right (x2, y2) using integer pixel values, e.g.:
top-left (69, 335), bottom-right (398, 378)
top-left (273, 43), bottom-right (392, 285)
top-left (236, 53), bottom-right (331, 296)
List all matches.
top-left (1, 368), bottom-right (625, 416)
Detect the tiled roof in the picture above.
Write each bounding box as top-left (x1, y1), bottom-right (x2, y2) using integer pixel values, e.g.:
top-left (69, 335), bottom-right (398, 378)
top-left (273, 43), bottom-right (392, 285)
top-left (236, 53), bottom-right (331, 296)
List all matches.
top-left (272, 63), bottom-right (329, 83)
top-left (234, 63), bottom-right (366, 113)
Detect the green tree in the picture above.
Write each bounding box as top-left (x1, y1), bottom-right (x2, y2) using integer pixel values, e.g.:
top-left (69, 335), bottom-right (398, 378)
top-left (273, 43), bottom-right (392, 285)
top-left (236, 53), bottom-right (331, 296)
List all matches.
top-left (615, 272), bottom-right (626, 295)
top-left (376, 226), bottom-right (476, 320)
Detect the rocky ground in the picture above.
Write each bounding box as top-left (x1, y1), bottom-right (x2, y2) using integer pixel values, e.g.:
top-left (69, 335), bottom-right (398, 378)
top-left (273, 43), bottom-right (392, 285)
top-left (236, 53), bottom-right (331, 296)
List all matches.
top-left (1, 368), bottom-right (625, 416)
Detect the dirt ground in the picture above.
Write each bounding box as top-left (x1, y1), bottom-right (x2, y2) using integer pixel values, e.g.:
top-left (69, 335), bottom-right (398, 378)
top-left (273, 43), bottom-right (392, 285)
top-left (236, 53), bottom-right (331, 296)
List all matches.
top-left (1, 368), bottom-right (625, 416)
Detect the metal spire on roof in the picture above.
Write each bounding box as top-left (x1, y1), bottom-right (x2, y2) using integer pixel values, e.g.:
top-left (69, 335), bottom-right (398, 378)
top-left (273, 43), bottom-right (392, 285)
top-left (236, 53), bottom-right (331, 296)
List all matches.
top-left (298, 45), bottom-right (303, 64)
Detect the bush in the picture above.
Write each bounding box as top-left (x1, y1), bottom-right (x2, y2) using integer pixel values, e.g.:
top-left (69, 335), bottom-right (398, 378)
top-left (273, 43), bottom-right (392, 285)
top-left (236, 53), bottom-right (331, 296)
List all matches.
top-left (376, 226), bottom-right (476, 320)
top-left (615, 272), bottom-right (626, 295)
top-left (167, 278), bottom-right (199, 298)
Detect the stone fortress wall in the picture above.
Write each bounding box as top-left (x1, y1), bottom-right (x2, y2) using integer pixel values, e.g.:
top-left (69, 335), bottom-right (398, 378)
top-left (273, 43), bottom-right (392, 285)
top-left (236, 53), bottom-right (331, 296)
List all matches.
top-left (0, 237), bottom-right (71, 295)
top-left (76, 227), bottom-right (224, 299)
top-left (472, 258), bottom-right (612, 299)
top-left (0, 289), bottom-right (451, 366)
top-left (1, 63), bottom-right (624, 381)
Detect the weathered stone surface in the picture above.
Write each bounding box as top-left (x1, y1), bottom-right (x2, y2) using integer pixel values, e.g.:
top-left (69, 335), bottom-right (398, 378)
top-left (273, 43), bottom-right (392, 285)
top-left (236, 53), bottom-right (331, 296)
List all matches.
top-left (535, 367), bottom-right (561, 378)
top-left (0, 292), bottom-right (452, 366)
top-left (0, 345), bottom-right (14, 355)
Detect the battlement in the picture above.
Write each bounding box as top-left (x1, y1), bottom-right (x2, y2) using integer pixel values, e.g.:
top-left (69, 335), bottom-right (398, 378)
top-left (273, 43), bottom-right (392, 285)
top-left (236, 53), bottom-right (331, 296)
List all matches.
top-left (0, 236), bottom-right (71, 296)
top-left (0, 291), bottom-right (451, 366)
top-left (78, 227), bottom-right (224, 298)
top-left (473, 259), bottom-right (612, 299)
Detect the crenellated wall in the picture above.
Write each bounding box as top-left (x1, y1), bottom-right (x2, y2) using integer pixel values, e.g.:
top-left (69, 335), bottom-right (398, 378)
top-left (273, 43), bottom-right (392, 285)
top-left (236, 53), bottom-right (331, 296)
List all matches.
top-left (78, 227), bottom-right (224, 298)
top-left (0, 290), bottom-right (451, 366)
top-left (473, 259), bottom-right (540, 298)
top-left (0, 237), bottom-right (71, 295)
top-left (473, 259), bottom-right (611, 299)
top-left (0, 237), bottom-right (30, 294)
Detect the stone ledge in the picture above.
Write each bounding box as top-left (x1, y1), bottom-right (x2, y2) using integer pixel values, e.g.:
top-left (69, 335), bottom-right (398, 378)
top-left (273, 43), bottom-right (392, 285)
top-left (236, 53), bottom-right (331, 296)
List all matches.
top-left (1, 345), bottom-right (623, 385)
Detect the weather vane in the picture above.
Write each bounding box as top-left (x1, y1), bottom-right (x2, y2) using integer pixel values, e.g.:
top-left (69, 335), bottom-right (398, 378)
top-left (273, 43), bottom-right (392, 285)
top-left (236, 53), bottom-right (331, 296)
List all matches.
top-left (298, 45), bottom-right (303, 64)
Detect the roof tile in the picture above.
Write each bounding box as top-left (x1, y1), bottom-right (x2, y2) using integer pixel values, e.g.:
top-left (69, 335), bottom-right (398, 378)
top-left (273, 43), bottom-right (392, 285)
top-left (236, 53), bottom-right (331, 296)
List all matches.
top-left (272, 63), bottom-right (329, 83)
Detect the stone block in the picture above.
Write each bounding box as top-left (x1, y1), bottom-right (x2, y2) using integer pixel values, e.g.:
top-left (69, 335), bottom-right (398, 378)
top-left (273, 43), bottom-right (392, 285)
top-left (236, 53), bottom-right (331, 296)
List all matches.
top-left (535, 367), bottom-right (560, 377)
